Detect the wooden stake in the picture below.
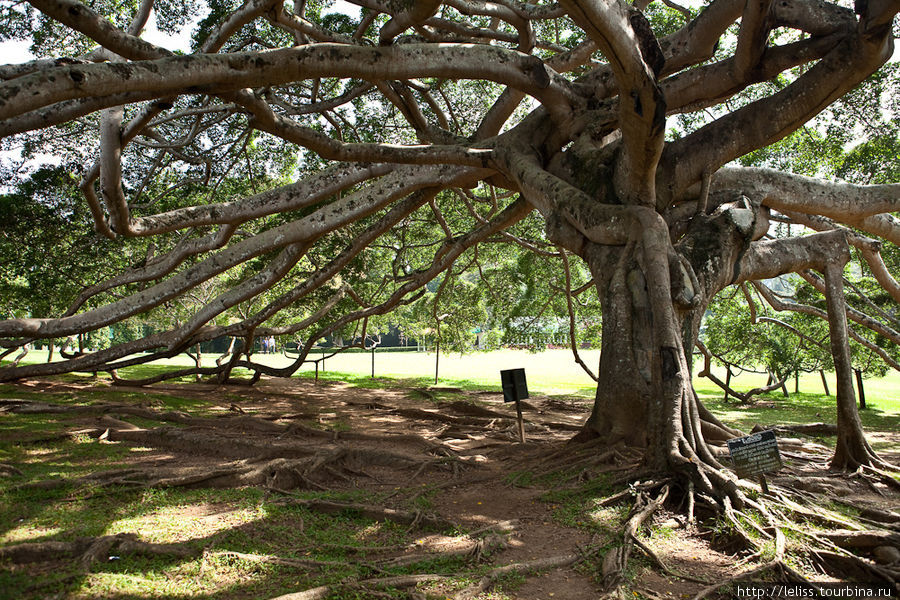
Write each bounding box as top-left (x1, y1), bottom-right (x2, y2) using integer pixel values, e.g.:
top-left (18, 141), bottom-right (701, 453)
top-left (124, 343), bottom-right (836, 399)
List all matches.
top-left (515, 399), bottom-right (526, 443)
top-left (855, 369), bottom-right (866, 409)
top-left (434, 339), bottom-right (440, 385)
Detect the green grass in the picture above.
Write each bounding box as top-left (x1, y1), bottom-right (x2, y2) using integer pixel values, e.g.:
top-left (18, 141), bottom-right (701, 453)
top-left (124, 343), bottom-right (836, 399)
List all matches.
top-left (0, 385), bottom-right (504, 599)
top-left (0, 476), bottom-right (471, 600)
top-left (693, 369), bottom-right (899, 442)
top-left (693, 369), bottom-right (900, 416)
top-left (2, 351), bottom-right (897, 598)
top-left (0, 380), bottom-right (227, 421)
top-left (9, 349), bottom-right (900, 409)
top-left (7, 349), bottom-right (897, 453)
top-left (700, 390), bottom-right (900, 433)
top-left (306, 364), bottom-right (899, 447)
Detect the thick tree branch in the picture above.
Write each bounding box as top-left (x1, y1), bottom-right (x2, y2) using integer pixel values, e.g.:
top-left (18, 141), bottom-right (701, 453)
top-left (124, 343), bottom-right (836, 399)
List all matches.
top-left (27, 0), bottom-right (172, 60)
top-left (250, 111), bottom-right (495, 167)
top-left (560, 0), bottom-right (666, 202)
top-left (660, 21), bottom-right (896, 201)
top-left (713, 167), bottom-right (900, 221)
top-left (127, 163), bottom-right (393, 235)
top-left (753, 283), bottom-right (900, 372)
top-left (242, 197), bottom-right (533, 377)
top-left (797, 270), bottom-right (900, 346)
top-left (732, 230), bottom-right (849, 284)
top-left (0, 44), bottom-right (575, 123)
top-left (0, 165), bottom-right (485, 339)
top-left (733, 0), bottom-right (775, 81)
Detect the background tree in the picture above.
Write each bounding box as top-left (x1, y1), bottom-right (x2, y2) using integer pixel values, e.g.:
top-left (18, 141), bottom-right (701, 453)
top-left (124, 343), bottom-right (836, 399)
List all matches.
top-left (0, 0), bottom-right (898, 506)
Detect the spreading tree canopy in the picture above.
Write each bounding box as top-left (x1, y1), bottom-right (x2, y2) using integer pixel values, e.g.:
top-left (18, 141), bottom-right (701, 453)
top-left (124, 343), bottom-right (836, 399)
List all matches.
top-left (1, 0), bottom-right (899, 503)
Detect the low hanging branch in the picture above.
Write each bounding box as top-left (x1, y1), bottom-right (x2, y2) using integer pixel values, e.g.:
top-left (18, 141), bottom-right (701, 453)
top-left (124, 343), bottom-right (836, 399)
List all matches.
top-left (559, 247), bottom-right (599, 382)
top-left (695, 340), bottom-right (793, 403)
top-left (753, 282), bottom-right (900, 372)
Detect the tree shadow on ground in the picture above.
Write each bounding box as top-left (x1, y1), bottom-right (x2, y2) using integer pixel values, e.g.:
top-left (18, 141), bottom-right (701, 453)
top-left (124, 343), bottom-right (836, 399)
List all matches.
top-left (1, 377), bottom-right (898, 599)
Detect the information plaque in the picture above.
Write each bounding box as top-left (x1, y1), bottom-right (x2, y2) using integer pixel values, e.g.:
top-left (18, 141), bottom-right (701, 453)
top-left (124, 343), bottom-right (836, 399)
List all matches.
top-left (727, 430), bottom-right (783, 478)
top-left (500, 368), bottom-right (529, 403)
top-left (500, 368), bottom-right (528, 443)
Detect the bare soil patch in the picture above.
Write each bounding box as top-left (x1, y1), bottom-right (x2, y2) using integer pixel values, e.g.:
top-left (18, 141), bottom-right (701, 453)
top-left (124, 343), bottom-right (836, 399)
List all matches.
top-left (1, 376), bottom-right (897, 599)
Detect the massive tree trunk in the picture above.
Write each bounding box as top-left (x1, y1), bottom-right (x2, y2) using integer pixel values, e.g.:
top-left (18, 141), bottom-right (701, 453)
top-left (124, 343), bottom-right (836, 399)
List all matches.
top-left (583, 244), bottom-right (657, 450)
top-left (582, 245), bottom-right (718, 470)
top-left (551, 154), bottom-right (889, 492)
top-left (561, 194), bottom-right (753, 501)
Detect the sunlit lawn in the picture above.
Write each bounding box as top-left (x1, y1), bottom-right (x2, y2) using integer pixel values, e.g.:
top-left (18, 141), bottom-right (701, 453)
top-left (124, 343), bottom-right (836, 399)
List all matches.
top-left (11, 347), bottom-right (899, 400)
top-left (10, 347), bottom-right (899, 423)
top-left (1, 348), bottom-right (897, 598)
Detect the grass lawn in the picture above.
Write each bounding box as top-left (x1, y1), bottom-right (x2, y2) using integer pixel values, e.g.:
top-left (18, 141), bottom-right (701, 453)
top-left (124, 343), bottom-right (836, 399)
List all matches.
top-left (13, 347), bottom-right (899, 401)
top-left (1, 349), bottom-right (897, 599)
top-left (9, 347), bottom-right (900, 414)
top-left (7, 348), bottom-right (898, 437)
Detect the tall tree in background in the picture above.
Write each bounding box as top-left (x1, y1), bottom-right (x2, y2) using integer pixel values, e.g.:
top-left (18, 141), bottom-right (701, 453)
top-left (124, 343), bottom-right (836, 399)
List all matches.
top-left (0, 0), bottom-right (898, 504)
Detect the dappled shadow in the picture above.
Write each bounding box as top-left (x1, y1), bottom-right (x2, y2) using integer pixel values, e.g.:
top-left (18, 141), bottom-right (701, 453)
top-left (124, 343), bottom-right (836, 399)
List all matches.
top-left (1, 376), bottom-right (603, 599)
top-left (2, 376), bottom-right (898, 599)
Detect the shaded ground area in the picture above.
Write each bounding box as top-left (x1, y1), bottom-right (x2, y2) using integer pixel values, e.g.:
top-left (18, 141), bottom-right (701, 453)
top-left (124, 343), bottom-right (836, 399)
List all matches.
top-left (1, 376), bottom-right (898, 599)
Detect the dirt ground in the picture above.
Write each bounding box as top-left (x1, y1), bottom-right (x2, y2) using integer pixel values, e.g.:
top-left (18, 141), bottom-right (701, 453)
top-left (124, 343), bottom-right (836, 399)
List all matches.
top-left (3, 375), bottom-right (899, 599)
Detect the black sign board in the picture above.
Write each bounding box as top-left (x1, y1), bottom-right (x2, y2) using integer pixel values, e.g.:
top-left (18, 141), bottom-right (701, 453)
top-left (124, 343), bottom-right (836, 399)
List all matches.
top-left (727, 430), bottom-right (783, 478)
top-left (500, 368), bottom-right (529, 403)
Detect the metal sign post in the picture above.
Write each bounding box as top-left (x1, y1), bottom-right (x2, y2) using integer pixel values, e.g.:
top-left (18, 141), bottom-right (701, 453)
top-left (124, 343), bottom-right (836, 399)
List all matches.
top-left (500, 368), bottom-right (529, 443)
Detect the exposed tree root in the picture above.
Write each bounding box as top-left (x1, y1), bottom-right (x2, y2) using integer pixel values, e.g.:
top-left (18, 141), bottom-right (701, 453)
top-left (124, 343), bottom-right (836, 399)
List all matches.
top-left (446, 552), bottom-right (584, 599)
top-left (389, 407), bottom-right (511, 427)
top-left (315, 542), bottom-right (410, 554)
top-left (1, 400), bottom-right (108, 415)
top-left (6, 399), bottom-right (488, 504)
top-left (0, 532), bottom-right (199, 565)
top-left (860, 465), bottom-right (900, 492)
top-left (96, 425), bottom-right (324, 461)
top-left (715, 484), bottom-right (899, 586)
top-left (600, 484), bottom-right (670, 592)
top-left (833, 502), bottom-right (900, 527)
top-left (376, 533), bottom-right (508, 568)
top-left (691, 560), bottom-right (809, 600)
top-left (365, 403), bottom-right (582, 434)
top-left (12, 445), bottom-right (454, 497)
top-left (313, 530), bottom-right (513, 566)
top-left (8, 399), bottom-right (463, 459)
top-left (93, 422), bottom-right (455, 472)
top-left (761, 423), bottom-right (840, 436)
top-left (0, 463), bottom-right (23, 476)
top-left (768, 486), bottom-right (865, 530)
top-left (810, 550), bottom-right (900, 585)
top-left (820, 529), bottom-right (900, 551)
top-left (209, 550), bottom-right (346, 569)
top-left (114, 406), bottom-right (289, 432)
top-left (6, 385), bottom-right (898, 597)
top-left (389, 474), bottom-right (500, 503)
top-left (268, 489), bottom-right (456, 530)
top-left (531, 435), bottom-right (899, 592)
top-left (527, 441), bottom-right (643, 480)
top-left (438, 401), bottom-right (511, 419)
top-left (269, 574), bottom-right (448, 600)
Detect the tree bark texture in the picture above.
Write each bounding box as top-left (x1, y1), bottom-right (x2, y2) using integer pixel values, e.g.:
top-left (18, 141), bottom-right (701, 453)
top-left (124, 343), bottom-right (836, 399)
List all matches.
top-left (0, 0), bottom-right (897, 491)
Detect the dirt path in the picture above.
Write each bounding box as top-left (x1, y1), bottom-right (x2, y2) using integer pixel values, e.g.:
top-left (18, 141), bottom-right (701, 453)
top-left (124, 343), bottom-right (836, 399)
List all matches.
top-left (3, 376), bottom-right (898, 599)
